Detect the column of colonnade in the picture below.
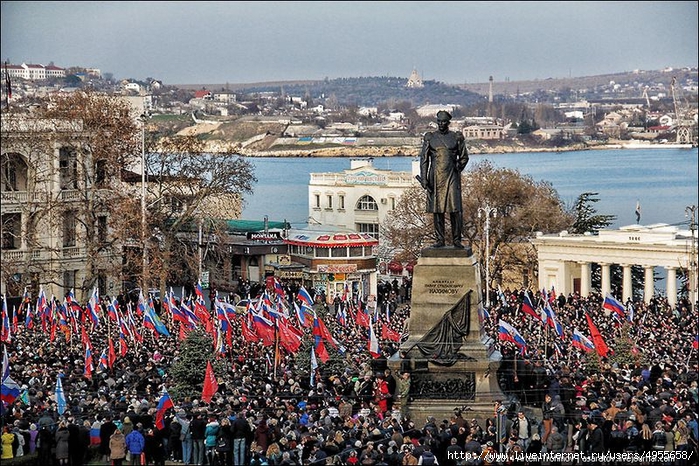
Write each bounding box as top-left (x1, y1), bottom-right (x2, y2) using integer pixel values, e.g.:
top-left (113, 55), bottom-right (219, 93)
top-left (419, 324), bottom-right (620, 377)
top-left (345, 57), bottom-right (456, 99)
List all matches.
top-left (575, 261), bottom-right (679, 308)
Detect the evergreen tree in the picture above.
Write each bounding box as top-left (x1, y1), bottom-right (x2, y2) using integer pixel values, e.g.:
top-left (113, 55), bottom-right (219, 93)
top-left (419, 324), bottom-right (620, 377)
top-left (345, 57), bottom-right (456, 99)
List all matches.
top-left (169, 328), bottom-right (227, 400)
top-left (570, 192), bottom-right (616, 234)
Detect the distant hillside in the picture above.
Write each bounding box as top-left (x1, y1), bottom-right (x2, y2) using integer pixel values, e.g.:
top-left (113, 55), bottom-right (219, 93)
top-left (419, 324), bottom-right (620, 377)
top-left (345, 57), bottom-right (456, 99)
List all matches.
top-left (177, 76), bottom-right (484, 107)
top-left (174, 67), bottom-right (697, 105)
top-left (458, 68), bottom-right (698, 96)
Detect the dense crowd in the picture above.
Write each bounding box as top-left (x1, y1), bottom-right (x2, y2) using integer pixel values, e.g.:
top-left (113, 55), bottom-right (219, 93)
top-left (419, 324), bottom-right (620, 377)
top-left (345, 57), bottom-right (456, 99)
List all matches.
top-left (1, 278), bottom-right (697, 465)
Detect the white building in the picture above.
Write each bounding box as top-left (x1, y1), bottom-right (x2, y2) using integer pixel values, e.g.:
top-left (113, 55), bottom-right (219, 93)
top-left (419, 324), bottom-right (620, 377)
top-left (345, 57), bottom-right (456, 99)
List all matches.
top-left (532, 224), bottom-right (697, 307)
top-left (308, 158), bottom-right (420, 239)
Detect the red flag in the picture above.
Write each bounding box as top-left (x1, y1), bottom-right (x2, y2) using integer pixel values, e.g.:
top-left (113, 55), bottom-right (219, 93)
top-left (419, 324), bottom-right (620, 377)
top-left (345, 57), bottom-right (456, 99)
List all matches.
top-left (381, 323), bottom-right (402, 342)
top-left (201, 361), bottom-right (219, 403)
top-left (354, 307), bottom-right (370, 328)
top-left (240, 316), bottom-right (260, 343)
top-left (313, 316), bottom-right (337, 348)
top-left (108, 337), bottom-right (116, 369)
top-left (585, 312), bottom-right (610, 358)
top-left (277, 319), bottom-right (302, 354)
top-left (315, 340), bottom-right (330, 363)
top-left (119, 334), bottom-right (128, 357)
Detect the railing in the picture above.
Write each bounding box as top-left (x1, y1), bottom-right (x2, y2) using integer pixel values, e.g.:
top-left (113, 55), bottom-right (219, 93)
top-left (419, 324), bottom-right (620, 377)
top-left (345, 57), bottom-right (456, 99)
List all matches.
top-left (62, 246), bottom-right (84, 258)
top-left (309, 172), bottom-right (417, 185)
top-left (1, 189), bottom-right (84, 204)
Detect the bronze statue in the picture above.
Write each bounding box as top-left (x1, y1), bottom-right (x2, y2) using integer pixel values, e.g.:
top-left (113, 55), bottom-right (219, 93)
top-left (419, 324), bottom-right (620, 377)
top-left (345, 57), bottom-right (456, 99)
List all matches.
top-left (418, 110), bottom-right (469, 248)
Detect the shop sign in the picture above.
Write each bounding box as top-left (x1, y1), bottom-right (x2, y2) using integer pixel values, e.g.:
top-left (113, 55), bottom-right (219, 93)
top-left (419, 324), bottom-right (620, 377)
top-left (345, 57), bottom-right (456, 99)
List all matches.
top-left (317, 264), bottom-right (357, 273)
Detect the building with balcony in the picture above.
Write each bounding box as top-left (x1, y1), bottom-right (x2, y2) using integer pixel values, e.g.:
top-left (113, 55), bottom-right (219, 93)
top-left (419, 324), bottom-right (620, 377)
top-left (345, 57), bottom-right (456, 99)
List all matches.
top-left (308, 158), bottom-right (420, 240)
top-left (1, 116), bottom-right (121, 302)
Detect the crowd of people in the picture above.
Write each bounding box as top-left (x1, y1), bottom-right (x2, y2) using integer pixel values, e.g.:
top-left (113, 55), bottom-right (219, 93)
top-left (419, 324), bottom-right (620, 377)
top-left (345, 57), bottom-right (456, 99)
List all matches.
top-left (1, 278), bottom-right (697, 465)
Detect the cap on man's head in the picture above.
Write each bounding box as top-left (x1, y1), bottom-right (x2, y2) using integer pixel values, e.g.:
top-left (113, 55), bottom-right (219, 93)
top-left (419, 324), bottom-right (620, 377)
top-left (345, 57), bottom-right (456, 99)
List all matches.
top-left (436, 110), bottom-right (452, 121)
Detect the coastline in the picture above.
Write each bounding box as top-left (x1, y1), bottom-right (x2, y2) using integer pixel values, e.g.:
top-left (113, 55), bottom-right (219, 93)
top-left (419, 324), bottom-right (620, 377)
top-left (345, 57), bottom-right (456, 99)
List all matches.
top-left (231, 142), bottom-right (696, 157)
top-left (189, 136), bottom-right (696, 157)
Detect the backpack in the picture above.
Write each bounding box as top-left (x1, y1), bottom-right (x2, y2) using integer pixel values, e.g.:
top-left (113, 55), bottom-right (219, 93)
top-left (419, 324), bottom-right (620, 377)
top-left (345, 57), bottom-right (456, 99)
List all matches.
top-left (652, 431), bottom-right (666, 450)
top-left (421, 450), bottom-right (436, 465)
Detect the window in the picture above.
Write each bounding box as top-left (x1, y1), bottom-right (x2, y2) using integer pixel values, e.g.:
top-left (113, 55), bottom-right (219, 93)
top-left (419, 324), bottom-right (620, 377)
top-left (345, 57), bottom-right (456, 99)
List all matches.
top-left (315, 248), bottom-right (329, 258)
top-left (59, 147), bottom-right (78, 190)
top-left (356, 195), bottom-right (378, 211)
top-left (63, 270), bottom-right (76, 296)
top-left (390, 197), bottom-right (396, 210)
top-left (349, 246), bottom-right (364, 257)
top-left (95, 159), bottom-right (107, 186)
top-left (326, 194), bottom-right (333, 209)
top-left (331, 247), bottom-right (347, 258)
top-left (339, 194), bottom-right (345, 210)
top-left (314, 194), bottom-right (321, 209)
top-left (63, 211), bottom-right (76, 247)
top-left (98, 215), bottom-right (108, 244)
top-left (1, 213), bottom-right (21, 249)
top-left (356, 222), bottom-right (379, 239)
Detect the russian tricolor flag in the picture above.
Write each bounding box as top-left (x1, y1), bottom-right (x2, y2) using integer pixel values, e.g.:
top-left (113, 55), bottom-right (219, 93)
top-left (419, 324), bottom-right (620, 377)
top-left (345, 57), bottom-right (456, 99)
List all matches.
top-left (571, 328), bottom-right (595, 352)
top-left (155, 390), bottom-right (174, 429)
top-left (603, 293), bottom-right (626, 319)
top-left (297, 286), bottom-right (313, 307)
top-left (544, 303), bottom-right (565, 340)
top-left (521, 293), bottom-right (541, 321)
top-left (498, 319), bottom-right (527, 353)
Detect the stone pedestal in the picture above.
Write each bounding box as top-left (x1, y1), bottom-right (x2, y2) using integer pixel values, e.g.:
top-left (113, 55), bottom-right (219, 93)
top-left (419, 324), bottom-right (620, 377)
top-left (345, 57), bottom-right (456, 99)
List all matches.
top-left (398, 247), bottom-right (503, 421)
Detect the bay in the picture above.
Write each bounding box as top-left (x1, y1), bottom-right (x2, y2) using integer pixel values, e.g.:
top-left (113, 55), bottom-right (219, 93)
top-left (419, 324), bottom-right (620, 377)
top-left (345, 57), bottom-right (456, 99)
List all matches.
top-left (241, 148), bottom-right (699, 230)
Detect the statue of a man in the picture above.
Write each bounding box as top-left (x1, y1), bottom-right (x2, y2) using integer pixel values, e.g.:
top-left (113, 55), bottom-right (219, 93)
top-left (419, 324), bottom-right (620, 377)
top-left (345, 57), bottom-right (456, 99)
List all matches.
top-left (418, 110), bottom-right (469, 248)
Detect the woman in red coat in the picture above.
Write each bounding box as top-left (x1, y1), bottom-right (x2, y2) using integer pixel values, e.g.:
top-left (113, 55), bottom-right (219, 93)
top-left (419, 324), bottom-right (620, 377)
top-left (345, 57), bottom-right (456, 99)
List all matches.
top-left (375, 375), bottom-right (390, 416)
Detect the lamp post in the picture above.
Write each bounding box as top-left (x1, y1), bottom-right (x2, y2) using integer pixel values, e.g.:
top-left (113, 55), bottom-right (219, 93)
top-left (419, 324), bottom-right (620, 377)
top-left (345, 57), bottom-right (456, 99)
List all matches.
top-left (139, 112), bottom-right (150, 290)
top-left (686, 205), bottom-right (697, 309)
top-left (478, 203), bottom-right (497, 308)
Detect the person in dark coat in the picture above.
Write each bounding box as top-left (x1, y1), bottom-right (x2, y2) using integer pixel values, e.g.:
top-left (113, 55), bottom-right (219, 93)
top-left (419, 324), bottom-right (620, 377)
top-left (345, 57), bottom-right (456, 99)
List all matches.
top-left (231, 412), bottom-right (252, 465)
top-left (37, 425), bottom-right (54, 466)
top-left (54, 421), bottom-right (71, 466)
top-left (587, 419), bottom-right (604, 453)
top-left (144, 428), bottom-right (165, 466)
top-left (99, 415), bottom-right (118, 462)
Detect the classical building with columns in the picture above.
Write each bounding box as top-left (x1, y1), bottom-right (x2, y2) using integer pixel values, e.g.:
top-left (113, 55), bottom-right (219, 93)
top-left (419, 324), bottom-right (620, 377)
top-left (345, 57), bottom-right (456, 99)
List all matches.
top-left (532, 224), bottom-right (697, 307)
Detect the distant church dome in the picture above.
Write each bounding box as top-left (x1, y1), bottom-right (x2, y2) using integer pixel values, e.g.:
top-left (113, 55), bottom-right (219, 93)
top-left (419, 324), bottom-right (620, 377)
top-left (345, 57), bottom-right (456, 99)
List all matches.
top-left (406, 68), bottom-right (424, 88)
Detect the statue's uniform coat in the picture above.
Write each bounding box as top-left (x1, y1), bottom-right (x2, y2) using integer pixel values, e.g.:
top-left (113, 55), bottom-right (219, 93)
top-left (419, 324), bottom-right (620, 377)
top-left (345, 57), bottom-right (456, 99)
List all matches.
top-left (419, 130), bottom-right (468, 214)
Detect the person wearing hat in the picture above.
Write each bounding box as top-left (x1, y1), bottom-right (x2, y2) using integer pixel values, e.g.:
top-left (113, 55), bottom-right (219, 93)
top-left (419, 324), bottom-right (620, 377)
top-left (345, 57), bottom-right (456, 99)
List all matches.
top-left (418, 109), bottom-right (469, 249)
top-left (587, 417), bottom-right (604, 453)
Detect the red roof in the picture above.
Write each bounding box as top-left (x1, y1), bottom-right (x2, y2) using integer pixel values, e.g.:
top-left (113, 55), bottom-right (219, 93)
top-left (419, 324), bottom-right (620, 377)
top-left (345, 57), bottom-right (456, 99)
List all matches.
top-left (194, 90), bottom-right (211, 98)
top-left (285, 231), bottom-right (378, 248)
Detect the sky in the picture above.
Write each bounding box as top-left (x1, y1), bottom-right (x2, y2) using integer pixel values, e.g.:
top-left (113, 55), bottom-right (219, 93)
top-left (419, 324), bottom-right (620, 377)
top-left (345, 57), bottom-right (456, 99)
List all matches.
top-left (1, 1), bottom-right (697, 85)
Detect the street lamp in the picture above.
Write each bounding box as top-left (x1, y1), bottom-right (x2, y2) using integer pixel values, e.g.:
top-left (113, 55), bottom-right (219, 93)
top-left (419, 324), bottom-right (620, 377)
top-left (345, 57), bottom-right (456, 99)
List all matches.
top-left (139, 111), bottom-right (151, 290)
top-left (478, 203), bottom-right (497, 308)
top-left (686, 205), bottom-right (697, 309)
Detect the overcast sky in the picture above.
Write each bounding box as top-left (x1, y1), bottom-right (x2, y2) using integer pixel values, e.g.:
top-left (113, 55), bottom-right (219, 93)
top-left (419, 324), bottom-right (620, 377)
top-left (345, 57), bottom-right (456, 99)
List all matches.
top-left (2, 1), bottom-right (697, 85)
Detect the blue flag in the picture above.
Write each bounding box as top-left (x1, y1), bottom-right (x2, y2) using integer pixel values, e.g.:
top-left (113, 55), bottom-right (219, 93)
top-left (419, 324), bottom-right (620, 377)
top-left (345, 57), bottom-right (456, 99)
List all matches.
top-left (55, 375), bottom-right (67, 415)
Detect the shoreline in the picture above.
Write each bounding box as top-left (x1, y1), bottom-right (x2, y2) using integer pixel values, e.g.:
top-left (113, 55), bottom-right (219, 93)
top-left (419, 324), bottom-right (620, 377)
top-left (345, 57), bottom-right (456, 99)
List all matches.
top-left (232, 142), bottom-right (696, 157)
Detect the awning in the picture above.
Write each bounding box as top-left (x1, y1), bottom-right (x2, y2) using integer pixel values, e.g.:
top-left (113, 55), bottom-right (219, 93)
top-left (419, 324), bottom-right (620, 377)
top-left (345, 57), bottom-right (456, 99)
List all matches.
top-left (285, 230), bottom-right (378, 248)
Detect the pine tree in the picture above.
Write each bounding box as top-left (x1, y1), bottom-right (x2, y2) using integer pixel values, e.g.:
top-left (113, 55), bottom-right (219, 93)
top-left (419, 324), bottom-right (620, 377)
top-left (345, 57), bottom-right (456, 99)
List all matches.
top-left (169, 328), bottom-right (226, 400)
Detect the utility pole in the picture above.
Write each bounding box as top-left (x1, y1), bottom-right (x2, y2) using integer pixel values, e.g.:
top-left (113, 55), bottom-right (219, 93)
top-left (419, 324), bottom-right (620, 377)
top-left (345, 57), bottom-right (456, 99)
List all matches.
top-left (686, 205), bottom-right (697, 309)
top-left (478, 203), bottom-right (497, 308)
top-left (139, 111), bottom-right (150, 291)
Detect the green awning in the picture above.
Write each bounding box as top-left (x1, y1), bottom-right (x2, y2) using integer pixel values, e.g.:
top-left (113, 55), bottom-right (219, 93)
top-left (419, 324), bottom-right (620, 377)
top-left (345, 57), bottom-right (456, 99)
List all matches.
top-left (225, 219), bottom-right (290, 233)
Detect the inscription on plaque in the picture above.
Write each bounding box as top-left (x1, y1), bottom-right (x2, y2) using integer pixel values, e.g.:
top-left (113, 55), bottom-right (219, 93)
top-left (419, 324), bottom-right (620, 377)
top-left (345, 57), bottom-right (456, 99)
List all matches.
top-left (423, 279), bottom-right (463, 295)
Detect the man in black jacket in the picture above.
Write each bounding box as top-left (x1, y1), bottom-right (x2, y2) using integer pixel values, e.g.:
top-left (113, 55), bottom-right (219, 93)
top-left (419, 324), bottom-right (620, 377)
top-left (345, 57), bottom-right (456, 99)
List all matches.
top-left (190, 412), bottom-right (207, 465)
top-left (231, 411), bottom-right (251, 466)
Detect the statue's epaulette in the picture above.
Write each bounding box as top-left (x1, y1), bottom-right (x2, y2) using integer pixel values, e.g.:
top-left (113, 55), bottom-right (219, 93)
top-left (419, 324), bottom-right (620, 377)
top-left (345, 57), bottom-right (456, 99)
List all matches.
top-left (423, 132), bottom-right (434, 142)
